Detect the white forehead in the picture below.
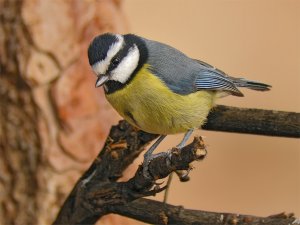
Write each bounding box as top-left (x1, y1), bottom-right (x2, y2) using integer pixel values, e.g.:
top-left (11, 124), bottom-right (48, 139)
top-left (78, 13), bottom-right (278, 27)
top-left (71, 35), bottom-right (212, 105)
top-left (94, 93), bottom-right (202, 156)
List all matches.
top-left (110, 44), bottom-right (140, 84)
top-left (92, 34), bottom-right (124, 75)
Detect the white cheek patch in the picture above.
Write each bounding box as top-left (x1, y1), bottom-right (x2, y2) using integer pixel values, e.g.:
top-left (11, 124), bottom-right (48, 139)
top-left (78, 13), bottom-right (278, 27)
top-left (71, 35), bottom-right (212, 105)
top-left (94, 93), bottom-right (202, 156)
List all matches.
top-left (92, 60), bottom-right (108, 75)
top-left (110, 45), bottom-right (140, 84)
top-left (92, 34), bottom-right (124, 75)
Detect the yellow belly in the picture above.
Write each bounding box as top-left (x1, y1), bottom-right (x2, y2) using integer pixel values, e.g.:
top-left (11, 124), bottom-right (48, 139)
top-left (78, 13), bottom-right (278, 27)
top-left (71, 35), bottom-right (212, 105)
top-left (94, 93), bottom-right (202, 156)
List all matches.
top-left (106, 65), bottom-right (216, 134)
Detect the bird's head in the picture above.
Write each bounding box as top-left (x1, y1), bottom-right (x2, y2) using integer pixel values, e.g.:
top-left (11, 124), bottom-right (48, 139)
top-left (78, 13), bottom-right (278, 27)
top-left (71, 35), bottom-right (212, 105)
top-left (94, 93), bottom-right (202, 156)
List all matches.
top-left (88, 33), bottom-right (146, 92)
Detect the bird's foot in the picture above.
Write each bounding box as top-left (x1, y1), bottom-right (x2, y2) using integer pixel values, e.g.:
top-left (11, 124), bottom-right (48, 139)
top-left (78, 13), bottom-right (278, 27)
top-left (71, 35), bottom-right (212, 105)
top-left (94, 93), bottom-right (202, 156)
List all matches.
top-left (166, 147), bottom-right (192, 181)
top-left (142, 151), bottom-right (166, 179)
top-left (143, 145), bottom-right (186, 177)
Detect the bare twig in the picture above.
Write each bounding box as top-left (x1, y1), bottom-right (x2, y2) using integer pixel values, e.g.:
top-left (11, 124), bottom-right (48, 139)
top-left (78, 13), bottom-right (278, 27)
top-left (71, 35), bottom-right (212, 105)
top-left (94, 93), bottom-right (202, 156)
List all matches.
top-left (111, 198), bottom-right (296, 225)
top-left (203, 105), bottom-right (300, 138)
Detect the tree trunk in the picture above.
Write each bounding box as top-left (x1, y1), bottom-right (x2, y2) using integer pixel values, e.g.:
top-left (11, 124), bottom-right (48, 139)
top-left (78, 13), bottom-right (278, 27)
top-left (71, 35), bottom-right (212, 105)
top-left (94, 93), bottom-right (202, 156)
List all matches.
top-left (0, 0), bottom-right (128, 224)
top-left (0, 1), bottom-right (41, 224)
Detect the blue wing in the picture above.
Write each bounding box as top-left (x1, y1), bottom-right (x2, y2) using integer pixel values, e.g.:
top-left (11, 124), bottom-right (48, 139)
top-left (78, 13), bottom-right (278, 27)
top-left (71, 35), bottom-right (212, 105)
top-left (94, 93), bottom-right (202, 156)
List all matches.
top-left (195, 70), bottom-right (243, 96)
top-left (194, 60), bottom-right (244, 96)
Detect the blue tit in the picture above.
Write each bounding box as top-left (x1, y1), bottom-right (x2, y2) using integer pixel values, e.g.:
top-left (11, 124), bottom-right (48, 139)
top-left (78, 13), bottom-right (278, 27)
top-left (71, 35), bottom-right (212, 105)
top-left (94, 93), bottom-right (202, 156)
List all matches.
top-left (87, 33), bottom-right (271, 167)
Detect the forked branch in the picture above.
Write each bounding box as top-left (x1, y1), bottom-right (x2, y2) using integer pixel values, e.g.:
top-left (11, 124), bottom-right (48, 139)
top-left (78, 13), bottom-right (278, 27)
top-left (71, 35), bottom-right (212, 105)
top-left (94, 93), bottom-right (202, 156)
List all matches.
top-left (53, 105), bottom-right (300, 225)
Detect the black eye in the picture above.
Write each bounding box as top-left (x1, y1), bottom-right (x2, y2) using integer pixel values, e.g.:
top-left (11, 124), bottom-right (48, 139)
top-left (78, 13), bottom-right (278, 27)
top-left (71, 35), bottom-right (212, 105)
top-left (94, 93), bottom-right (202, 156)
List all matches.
top-left (111, 57), bottom-right (120, 66)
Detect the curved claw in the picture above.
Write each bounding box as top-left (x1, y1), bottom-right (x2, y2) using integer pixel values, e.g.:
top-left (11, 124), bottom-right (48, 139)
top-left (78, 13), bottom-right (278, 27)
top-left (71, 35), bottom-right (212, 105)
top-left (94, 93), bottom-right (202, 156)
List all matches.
top-left (175, 167), bottom-right (193, 182)
top-left (154, 180), bottom-right (165, 186)
top-left (143, 152), bottom-right (167, 179)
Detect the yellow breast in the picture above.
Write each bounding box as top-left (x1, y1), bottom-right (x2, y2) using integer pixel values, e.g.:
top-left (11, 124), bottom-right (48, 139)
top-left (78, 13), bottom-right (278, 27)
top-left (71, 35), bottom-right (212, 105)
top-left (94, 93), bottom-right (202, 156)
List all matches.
top-left (105, 65), bottom-right (216, 134)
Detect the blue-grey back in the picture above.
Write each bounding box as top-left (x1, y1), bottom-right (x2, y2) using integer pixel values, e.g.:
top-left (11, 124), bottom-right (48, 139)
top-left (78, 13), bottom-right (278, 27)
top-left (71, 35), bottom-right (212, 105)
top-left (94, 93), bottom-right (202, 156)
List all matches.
top-left (143, 38), bottom-right (201, 95)
top-left (141, 37), bottom-right (269, 96)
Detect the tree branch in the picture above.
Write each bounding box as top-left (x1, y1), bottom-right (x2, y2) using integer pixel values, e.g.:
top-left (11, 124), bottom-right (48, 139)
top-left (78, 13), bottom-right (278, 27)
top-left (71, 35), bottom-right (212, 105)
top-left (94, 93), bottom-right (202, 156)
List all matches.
top-left (111, 198), bottom-right (296, 225)
top-left (203, 105), bottom-right (300, 138)
top-left (53, 121), bottom-right (158, 224)
top-left (53, 106), bottom-right (299, 225)
top-left (53, 123), bottom-right (206, 225)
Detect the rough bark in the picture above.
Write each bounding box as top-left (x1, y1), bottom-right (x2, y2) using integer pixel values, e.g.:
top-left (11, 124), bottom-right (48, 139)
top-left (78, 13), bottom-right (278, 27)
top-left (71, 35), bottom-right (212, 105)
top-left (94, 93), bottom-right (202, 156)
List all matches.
top-left (53, 120), bottom-right (206, 224)
top-left (0, 0), bottom-right (127, 224)
top-left (0, 1), bottom-right (42, 224)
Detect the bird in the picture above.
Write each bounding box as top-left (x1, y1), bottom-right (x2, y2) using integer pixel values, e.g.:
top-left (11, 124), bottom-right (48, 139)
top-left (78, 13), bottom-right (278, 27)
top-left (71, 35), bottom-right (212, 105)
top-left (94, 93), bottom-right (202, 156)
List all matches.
top-left (87, 33), bottom-right (271, 176)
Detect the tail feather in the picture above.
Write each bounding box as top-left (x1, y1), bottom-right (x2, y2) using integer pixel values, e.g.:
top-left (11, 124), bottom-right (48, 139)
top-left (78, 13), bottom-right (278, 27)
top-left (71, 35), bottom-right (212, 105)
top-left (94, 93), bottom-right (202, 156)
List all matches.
top-left (232, 77), bottom-right (272, 92)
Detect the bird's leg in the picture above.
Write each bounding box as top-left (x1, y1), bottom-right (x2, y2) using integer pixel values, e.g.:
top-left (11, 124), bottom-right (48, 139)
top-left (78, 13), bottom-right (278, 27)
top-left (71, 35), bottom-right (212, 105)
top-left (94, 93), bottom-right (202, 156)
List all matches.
top-left (144, 135), bottom-right (167, 159)
top-left (176, 128), bottom-right (194, 149)
top-left (163, 128), bottom-right (194, 203)
top-left (143, 135), bottom-right (167, 178)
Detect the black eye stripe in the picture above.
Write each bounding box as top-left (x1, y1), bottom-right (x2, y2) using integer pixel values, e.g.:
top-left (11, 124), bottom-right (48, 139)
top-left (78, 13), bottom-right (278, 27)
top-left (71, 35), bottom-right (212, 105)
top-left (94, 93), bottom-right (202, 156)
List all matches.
top-left (108, 45), bottom-right (131, 71)
top-left (111, 57), bottom-right (120, 65)
top-left (108, 56), bottom-right (122, 71)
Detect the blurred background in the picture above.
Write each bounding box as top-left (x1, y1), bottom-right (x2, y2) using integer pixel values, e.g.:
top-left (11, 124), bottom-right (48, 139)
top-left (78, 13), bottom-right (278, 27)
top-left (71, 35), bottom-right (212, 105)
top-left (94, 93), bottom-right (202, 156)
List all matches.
top-left (0, 0), bottom-right (299, 224)
top-left (121, 0), bottom-right (300, 220)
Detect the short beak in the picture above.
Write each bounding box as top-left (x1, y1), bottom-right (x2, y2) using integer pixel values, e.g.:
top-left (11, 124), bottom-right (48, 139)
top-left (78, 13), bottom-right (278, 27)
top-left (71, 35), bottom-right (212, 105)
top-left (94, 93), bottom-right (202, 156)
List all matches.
top-left (95, 75), bottom-right (109, 88)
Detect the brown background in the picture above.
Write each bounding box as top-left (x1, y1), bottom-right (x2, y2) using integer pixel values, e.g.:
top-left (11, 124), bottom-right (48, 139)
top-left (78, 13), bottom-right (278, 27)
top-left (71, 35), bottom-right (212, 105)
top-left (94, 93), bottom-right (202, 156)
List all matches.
top-left (118, 0), bottom-right (299, 218)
